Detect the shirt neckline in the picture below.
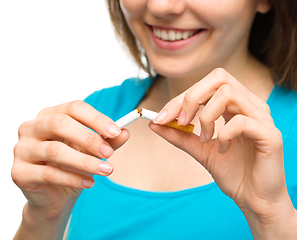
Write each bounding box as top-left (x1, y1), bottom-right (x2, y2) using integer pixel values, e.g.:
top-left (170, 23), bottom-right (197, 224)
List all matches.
top-left (101, 176), bottom-right (218, 198)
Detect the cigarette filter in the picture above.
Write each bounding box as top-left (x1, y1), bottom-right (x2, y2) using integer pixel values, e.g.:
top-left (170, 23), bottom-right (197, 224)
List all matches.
top-left (165, 119), bottom-right (194, 133)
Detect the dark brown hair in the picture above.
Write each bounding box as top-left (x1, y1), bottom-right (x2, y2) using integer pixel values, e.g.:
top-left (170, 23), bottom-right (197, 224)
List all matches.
top-left (107, 0), bottom-right (297, 90)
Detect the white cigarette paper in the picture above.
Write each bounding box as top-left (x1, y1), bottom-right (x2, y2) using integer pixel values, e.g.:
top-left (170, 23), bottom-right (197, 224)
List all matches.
top-left (115, 109), bottom-right (140, 129)
top-left (141, 108), bottom-right (158, 121)
top-left (115, 108), bottom-right (195, 133)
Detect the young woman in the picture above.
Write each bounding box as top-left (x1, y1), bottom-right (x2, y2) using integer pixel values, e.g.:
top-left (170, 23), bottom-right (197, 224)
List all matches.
top-left (12, 0), bottom-right (297, 239)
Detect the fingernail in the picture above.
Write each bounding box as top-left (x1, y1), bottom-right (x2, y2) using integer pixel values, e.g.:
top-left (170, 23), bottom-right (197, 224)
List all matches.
top-left (100, 144), bottom-right (114, 158)
top-left (106, 123), bottom-right (121, 137)
top-left (218, 144), bottom-right (222, 153)
top-left (98, 162), bottom-right (113, 175)
top-left (200, 131), bottom-right (205, 142)
top-left (154, 109), bottom-right (167, 123)
top-left (177, 110), bottom-right (186, 125)
top-left (82, 179), bottom-right (94, 188)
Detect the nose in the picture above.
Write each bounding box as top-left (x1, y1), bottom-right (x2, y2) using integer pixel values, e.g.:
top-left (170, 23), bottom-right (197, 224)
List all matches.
top-left (147, 0), bottom-right (186, 18)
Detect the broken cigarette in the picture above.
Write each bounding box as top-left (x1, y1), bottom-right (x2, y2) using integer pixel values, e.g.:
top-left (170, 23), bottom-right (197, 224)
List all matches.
top-left (115, 108), bottom-right (194, 133)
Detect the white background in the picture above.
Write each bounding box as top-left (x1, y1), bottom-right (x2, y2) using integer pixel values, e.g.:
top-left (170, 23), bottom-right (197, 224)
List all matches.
top-left (0, 1), bottom-right (144, 239)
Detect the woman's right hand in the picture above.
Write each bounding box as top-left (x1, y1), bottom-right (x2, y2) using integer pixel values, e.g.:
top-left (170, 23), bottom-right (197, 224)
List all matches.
top-left (12, 100), bottom-right (129, 222)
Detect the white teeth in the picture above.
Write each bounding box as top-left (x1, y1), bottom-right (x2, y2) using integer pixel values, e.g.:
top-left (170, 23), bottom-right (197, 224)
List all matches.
top-left (168, 30), bottom-right (175, 41)
top-left (152, 27), bottom-right (196, 41)
top-left (182, 31), bottom-right (189, 40)
top-left (175, 31), bottom-right (182, 40)
top-left (156, 29), bottom-right (161, 38)
top-left (161, 30), bottom-right (168, 40)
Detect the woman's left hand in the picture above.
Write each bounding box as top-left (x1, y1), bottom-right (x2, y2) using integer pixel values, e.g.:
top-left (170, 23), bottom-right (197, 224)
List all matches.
top-left (150, 68), bottom-right (297, 238)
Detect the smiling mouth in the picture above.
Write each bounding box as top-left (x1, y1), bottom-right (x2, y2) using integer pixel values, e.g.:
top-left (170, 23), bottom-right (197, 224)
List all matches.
top-left (148, 25), bottom-right (204, 42)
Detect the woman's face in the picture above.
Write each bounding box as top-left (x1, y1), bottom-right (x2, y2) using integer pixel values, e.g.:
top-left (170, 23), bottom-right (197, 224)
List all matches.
top-left (120, 0), bottom-right (270, 78)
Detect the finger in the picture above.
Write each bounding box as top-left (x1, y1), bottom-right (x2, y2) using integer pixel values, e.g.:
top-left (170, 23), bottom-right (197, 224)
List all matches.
top-left (106, 128), bottom-right (130, 150)
top-left (31, 141), bottom-right (113, 176)
top-left (38, 100), bottom-right (121, 138)
top-left (179, 69), bottom-right (271, 125)
top-left (12, 161), bottom-right (96, 191)
top-left (155, 68), bottom-right (232, 125)
top-left (198, 84), bottom-right (268, 142)
top-left (156, 68), bottom-right (270, 126)
top-left (149, 122), bottom-right (213, 169)
top-left (153, 94), bottom-right (185, 124)
top-left (217, 115), bottom-right (281, 154)
top-left (33, 114), bottom-right (114, 158)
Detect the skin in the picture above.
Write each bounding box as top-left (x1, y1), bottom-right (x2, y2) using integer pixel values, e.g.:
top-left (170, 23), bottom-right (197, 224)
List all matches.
top-left (12, 0), bottom-right (297, 239)
top-left (12, 102), bottom-right (129, 239)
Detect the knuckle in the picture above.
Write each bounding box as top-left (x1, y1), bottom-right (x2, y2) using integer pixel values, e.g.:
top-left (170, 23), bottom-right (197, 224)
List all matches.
top-left (263, 114), bottom-right (274, 124)
top-left (46, 142), bottom-right (61, 160)
top-left (199, 113), bottom-right (214, 132)
top-left (183, 91), bottom-right (194, 104)
top-left (212, 67), bottom-right (229, 81)
top-left (11, 163), bottom-right (33, 190)
top-left (18, 121), bottom-right (31, 137)
top-left (199, 113), bottom-right (208, 126)
top-left (91, 113), bottom-right (105, 126)
top-left (43, 167), bottom-right (56, 183)
top-left (48, 114), bottom-right (67, 131)
top-left (217, 129), bottom-right (226, 141)
top-left (219, 84), bottom-right (233, 98)
top-left (262, 102), bottom-right (271, 114)
top-left (233, 115), bottom-right (247, 128)
top-left (198, 113), bottom-right (206, 125)
top-left (13, 142), bottom-right (25, 157)
top-left (78, 155), bottom-right (91, 172)
top-left (37, 107), bottom-right (51, 118)
top-left (84, 132), bottom-right (98, 148)
top-left (275, 128), bottom-right (283, 141)
top-left (65, 176), bottom-right (77, 188)
top-left (11, 164), bottom-right (23, 187)
top-left (66, 100), bottom-right (84, 115)
top-left (264, 127), bottom-right (283, 155)
top-left (271, 128), bottom-right (283, 146)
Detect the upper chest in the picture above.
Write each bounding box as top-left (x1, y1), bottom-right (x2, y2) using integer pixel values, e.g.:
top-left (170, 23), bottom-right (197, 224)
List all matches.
top-left (107, 114), bottom-right (226, 191)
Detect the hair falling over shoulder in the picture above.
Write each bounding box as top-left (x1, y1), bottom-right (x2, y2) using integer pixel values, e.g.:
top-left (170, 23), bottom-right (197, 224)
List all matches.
top-left (250, 0), bottom-right (297, 90)
top-left (107, 0), bottom-right (297, 91)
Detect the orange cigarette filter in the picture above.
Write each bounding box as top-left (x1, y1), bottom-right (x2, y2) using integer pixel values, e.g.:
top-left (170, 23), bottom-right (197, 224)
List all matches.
top-left (166, 119), bottom-right (195, 133)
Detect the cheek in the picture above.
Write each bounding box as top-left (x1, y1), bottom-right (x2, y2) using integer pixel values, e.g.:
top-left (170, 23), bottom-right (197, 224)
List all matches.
top-left (119, 0), bottom-right (149, 51)
top-left (120, 0), bottom-right (147, 19)
top-left (201, 1), bottom-right (257, 29)
top-left (199, 0), bottom-right (257, 53)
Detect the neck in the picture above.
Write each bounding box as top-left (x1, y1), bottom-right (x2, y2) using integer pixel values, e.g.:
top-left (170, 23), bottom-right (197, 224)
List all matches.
top-left (141, 52), bottom-right (274, 112)
top-left (163, 53), bottom-right (273, 101)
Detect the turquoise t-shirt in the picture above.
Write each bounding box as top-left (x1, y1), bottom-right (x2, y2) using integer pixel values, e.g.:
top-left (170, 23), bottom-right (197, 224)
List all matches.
top-left (67, 78), bottom-right (297, 240)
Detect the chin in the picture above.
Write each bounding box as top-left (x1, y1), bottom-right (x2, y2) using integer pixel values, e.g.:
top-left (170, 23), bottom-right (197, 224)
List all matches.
top-left (152, 62), bottom-right (206, 79)
top-left (147, 52), bottom-right (215, 79)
